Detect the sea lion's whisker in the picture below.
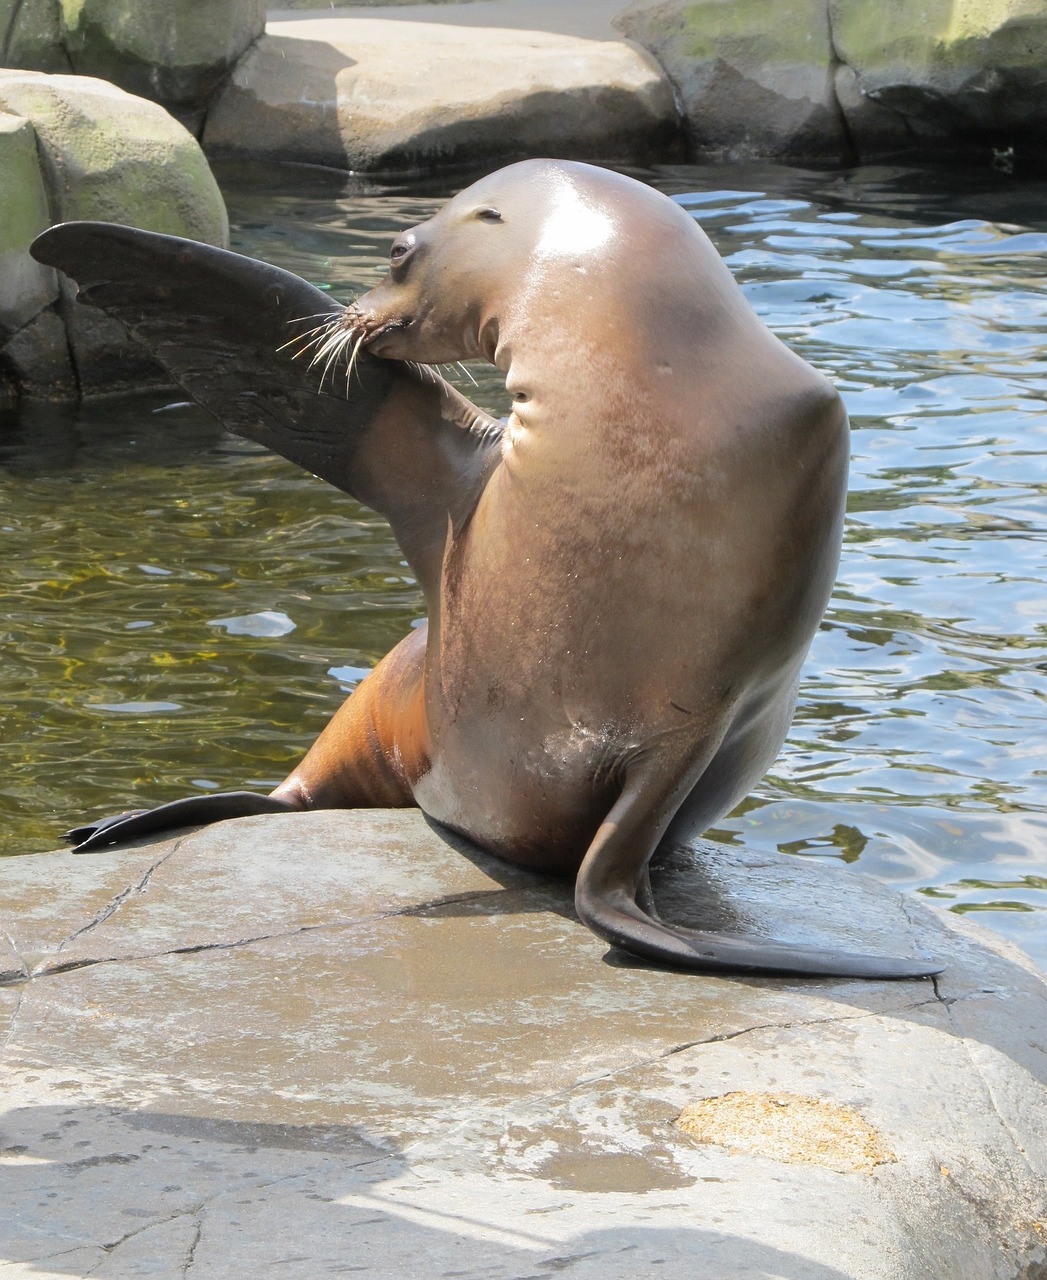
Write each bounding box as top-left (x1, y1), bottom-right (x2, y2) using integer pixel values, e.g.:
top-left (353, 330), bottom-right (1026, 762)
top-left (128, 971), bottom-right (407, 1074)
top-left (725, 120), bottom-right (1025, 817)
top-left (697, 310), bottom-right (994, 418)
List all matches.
top-left (279, 310), bottom-right (346, 357)
top-left (304, 328), bottom-right (337, 370)
top-left (277, 321), bottom-right (333, 357)
top-left (308, 320), bottom-right (355, 381)
top-left (343, 330), bottom-right (370, 389)
top-left (307, 324), bottom-right (340, 381)
top-left (456, 362), bottom-right (479, 387)
top-left (287, 309), bottom-right (345, 326)
top-left (317, 336), bottom-right (346, 390)
top-left (318, 324), bottom-right (359, 391)
top-left (407, 360), bottom-right (439, 385)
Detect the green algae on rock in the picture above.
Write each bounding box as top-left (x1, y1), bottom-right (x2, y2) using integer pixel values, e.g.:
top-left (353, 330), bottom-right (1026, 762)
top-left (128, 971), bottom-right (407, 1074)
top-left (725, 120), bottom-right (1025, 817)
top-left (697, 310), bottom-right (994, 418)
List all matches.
top-left (0, 70), bottom-right (228, 400)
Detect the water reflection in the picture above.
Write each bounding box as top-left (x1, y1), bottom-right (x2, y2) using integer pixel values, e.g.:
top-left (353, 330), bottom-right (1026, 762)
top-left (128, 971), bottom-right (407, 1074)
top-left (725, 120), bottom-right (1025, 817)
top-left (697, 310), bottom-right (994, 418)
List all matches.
top-left (2, 159), bottom-right (1044, 968)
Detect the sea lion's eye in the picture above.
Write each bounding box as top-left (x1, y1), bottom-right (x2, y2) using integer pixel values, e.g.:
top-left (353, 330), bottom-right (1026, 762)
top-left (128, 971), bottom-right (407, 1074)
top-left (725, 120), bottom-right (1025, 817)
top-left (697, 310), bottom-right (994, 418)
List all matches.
top-left (476, 207), bottom-right (503, 223)
top-left (390, 235), bottom-right (414, 265)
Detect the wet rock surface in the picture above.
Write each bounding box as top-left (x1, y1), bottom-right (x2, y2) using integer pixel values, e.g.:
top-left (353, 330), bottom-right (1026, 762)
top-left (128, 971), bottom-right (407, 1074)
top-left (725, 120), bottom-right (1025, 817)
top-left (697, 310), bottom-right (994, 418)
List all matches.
top-left (2, 809), bottom-right (1046, 1278)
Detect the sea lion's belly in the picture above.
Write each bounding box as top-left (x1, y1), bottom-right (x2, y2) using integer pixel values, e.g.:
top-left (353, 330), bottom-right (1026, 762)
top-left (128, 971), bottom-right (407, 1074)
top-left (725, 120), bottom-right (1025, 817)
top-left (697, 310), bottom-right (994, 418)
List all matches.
top-left (413, 606), bottom-right (746, 873)
top-left (412, 702), bottom-right (629, 872)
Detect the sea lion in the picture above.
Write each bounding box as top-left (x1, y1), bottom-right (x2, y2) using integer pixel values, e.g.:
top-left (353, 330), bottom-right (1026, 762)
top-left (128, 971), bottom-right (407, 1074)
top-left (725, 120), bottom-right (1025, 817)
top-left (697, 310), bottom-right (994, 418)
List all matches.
top-left (31, 160), bottom-right (940, 978)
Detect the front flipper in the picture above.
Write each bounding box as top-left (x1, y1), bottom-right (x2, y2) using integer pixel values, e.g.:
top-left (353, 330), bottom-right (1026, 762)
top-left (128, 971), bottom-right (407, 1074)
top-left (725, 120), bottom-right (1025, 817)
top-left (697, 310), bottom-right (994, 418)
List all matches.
top-left (575, 770), bottom-right (943, 980)
top-left (30, 221), bottom-right (503, 603)
top-left (66, 791), bottom-right (300, 853)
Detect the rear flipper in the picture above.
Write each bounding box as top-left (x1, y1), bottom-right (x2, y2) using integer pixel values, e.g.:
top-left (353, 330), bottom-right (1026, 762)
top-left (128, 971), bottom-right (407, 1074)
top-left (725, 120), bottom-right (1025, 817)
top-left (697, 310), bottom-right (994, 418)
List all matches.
top-left (576, 773), bottom-right (943, 980)
top-left (65, 791), bottom-right (300, 853)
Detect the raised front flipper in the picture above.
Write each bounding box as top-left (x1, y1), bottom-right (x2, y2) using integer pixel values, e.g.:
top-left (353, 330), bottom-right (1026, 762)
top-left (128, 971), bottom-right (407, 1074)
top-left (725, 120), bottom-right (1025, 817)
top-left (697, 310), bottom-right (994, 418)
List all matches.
top-left (66, 792), bottom-right (300, 853)
top-left (29, 222), bottom-right (503, 603)
top-left (575, 766), bottom-right (943, 980)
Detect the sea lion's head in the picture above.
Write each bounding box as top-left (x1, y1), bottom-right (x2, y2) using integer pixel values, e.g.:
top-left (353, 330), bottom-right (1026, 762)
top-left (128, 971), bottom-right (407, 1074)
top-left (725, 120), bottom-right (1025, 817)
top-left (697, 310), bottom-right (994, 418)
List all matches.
top-left (318, 160), bottom-right (634, 372)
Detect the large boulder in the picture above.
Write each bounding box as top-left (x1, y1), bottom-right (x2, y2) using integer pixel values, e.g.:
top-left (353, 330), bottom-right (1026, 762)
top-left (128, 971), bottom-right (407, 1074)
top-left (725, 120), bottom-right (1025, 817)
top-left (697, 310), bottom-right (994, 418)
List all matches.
top-left (0, 0), bottom-right (69, 73)
top-left (0, 109), bottom-right (67, 404)
top-left (203, 16), bottom-right (680, 172)
top-left (0, 112), bottom-right (58, 341)
top-left (616, 0), bottom-right (1047, 169)
top-left (613, 0), bottom-right (849, 163)
top-left (830, 0), bottom-right (1047, 167)
top-left (0, 71), bottom-right (228, 401)
top-left (0, 0), bottom-right (265, 125)
top-left (1, 809), bottom-right (1047, 1277)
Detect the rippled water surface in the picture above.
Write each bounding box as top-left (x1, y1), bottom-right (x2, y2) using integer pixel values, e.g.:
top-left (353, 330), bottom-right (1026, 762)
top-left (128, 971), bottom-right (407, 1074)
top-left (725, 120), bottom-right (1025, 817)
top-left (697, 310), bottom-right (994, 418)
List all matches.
top-left (3, 160), bottom-right (1045, 968)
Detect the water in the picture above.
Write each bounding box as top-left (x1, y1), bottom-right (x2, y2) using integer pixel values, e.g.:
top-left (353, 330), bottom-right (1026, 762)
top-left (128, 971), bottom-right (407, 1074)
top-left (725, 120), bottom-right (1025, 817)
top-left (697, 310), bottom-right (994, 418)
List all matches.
top-left (2, 160), bottom-right (1045, 969)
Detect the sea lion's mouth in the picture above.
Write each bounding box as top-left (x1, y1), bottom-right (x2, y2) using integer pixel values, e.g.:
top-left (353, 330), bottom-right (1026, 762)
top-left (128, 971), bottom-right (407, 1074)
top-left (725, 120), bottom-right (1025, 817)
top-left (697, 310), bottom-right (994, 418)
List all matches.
top-left (280, 307), bottom-right (413, 386)
top-left (363, 316), bottom-right (413, 357)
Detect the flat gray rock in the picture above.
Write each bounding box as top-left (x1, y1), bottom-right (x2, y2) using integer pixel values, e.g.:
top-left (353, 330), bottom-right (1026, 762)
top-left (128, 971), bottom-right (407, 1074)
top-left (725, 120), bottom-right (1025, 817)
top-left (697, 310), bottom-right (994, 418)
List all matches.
top-left (204, 16), bottom-right (679, 171)
top-left (2, 810), bottom-right (1046, 1278)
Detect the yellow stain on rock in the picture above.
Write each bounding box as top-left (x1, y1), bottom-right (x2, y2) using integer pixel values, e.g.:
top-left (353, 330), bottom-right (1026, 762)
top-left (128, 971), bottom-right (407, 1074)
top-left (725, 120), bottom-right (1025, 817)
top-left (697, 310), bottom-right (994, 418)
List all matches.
top-left (675, 1090), bottom-right (896, 1174)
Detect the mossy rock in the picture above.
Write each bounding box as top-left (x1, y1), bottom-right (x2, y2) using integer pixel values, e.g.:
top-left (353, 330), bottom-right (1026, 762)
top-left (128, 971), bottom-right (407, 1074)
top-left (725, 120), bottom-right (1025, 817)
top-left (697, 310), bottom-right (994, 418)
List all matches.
top-left (614, 0), bottom-right (848, 162)
top-left (617, 0), bottom-right (1047, 167)
top-left (59, 0), bottom-right (265, 116)
top-left (2, 0), bottom-right (264, 118)
top-left (0, 111), bottom-right (58, 336)
top-left (0, 70), bottom-right (228, 399)
top-left (0, 0), bottom-right (70, 71)
top-left (831, 0), bottom-right (1047, 160)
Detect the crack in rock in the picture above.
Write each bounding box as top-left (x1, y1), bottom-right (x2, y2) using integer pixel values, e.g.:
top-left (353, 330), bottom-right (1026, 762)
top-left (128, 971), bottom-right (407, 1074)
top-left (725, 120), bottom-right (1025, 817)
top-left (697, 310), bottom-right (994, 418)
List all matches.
top-left (23, 886), bottom-right (515, 984)
top-left (0, 1245), bottom-right (107, 1271)
top-left (548, 997), bottom-right (945, 1096)
top-left (3, 1171), bottom-right (319, 1276)
top-left (0, 986), bottom-right (23, 1057)
top-left (85, 1166), bottom-right (345, 1273)
top-left (406, 997), bottom-right (948, 1157)
top-left (0, 927), bottom-right (28, 986)
top-left (181, 1212), bottom-right (202, 1278)
top-left (57, 838), bottom-right (188, 953)
top-left (82, 1200), bottom-right (213, 1273)
top-left (937, 984), bottom-right (1046, 1193)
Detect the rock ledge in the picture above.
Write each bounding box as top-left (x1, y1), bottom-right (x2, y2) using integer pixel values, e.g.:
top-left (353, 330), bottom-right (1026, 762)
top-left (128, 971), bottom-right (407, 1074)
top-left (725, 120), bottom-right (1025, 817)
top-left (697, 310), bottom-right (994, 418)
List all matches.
top-left (2, 809), bottom-right (1046, 1279)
